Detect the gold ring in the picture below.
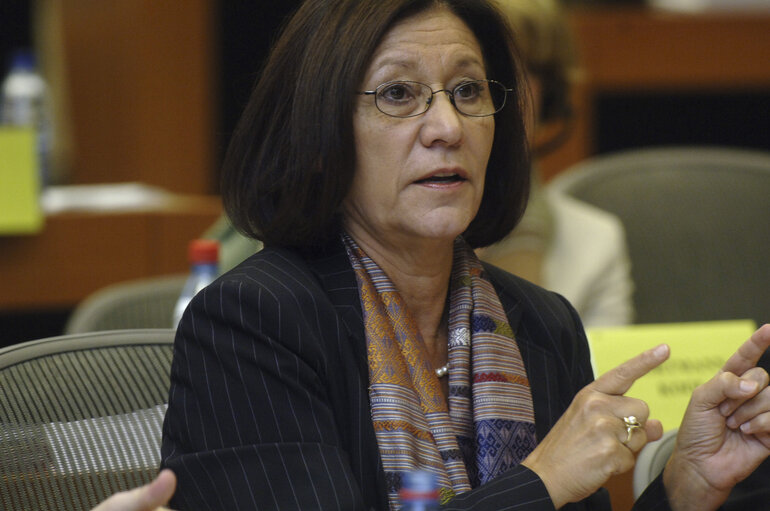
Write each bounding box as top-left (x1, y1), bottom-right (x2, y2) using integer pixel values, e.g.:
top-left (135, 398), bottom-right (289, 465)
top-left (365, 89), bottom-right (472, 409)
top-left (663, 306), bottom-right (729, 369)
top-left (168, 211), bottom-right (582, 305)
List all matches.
top-left (623, 415), bottom-right (642, 444)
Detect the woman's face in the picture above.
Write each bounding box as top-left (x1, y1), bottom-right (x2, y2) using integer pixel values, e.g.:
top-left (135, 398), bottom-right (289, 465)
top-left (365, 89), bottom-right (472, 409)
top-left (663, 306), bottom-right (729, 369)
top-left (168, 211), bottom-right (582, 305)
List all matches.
top-left (343, 7), bottom-right (495, 249)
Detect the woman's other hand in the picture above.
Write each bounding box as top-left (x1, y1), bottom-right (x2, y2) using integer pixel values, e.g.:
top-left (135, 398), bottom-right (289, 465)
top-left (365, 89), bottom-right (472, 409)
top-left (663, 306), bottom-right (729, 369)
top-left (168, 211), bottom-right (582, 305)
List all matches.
top-left (664, 324), bottom-right (770, 511)
top-left (522, 344), bottom-right (670, 508)
top-left (91, 469), bottom-right (177, 511)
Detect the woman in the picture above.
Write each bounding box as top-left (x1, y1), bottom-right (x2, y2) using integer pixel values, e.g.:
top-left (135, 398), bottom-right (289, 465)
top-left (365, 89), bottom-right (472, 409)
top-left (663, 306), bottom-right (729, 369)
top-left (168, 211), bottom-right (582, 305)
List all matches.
top-left (160, 0), bottom-right (770, 509)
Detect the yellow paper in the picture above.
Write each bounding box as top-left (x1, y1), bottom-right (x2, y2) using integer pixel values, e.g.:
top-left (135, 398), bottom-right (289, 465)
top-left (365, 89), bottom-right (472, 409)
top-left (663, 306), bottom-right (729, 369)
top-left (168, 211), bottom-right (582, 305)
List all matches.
top-left (0, 127), bottom-right (43, 233)
top-left (587, 320), bottom-right (757, 431)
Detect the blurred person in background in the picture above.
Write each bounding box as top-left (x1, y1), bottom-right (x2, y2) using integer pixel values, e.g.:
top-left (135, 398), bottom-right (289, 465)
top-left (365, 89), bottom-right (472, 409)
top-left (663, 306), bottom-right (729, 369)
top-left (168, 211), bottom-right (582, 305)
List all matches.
top-left (479, 0), bottom-right (634, 327)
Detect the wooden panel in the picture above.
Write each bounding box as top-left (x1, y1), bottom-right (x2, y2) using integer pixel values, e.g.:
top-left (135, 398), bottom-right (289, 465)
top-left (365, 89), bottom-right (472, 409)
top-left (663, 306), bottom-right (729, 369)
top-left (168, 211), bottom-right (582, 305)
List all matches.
top-left (58, 0), bottom-right (216, 193)
top-left (569, 7), bottom-right (770, 90)
top-left (0, 196), bottom-right (221, 310)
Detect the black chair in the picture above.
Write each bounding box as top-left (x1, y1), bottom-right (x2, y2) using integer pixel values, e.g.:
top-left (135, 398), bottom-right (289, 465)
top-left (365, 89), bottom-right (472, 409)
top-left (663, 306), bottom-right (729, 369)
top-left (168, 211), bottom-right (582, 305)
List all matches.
top-left (0, 329), bottom-right (175, 510)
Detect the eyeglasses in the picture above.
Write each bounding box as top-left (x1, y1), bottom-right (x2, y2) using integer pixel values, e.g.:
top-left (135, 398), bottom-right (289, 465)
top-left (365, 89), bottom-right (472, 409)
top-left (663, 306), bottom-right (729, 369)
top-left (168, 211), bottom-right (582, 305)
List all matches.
top-left (358, 79), bottom-right (512, 118)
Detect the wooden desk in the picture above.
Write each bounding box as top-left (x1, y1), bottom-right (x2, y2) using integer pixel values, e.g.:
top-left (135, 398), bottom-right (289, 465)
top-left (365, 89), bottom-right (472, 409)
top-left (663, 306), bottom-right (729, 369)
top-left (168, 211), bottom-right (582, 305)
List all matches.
top-left (0, 195), bottom-right (221, 311)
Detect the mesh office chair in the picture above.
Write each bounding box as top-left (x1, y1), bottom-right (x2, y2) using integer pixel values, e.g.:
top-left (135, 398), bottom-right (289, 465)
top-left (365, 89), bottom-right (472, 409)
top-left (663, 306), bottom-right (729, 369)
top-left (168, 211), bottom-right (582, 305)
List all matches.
top-left (65, 275), bottom-right (187, 333)
top-left (0, 329), bottom-right (175, 510)
top-left (549, 146), bottom-right (770, 326)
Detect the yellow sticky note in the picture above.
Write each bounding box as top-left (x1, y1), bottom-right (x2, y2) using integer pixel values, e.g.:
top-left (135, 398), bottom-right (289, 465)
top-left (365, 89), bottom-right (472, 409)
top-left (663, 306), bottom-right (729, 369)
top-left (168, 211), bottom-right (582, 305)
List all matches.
top-left (587, 320), bottom-right (757, 431)
top-left (0, 127), bottom-right (43, 233)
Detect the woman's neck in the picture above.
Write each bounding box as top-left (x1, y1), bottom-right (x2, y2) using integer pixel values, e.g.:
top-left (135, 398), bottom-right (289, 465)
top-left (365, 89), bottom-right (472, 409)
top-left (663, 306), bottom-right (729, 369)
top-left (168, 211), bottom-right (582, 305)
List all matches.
top-left (347, 228), bottom-right (454, 362)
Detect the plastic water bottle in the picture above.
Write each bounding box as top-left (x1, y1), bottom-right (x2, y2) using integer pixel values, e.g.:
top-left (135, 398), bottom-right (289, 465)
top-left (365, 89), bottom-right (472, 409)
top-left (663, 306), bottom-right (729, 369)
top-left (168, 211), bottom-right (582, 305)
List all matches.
top-left (1, 49), bottom-right (53, 186)
top-left (399, 470), bottom-right (440, 511)
top-left (172, 239), bottom-right (220, 328)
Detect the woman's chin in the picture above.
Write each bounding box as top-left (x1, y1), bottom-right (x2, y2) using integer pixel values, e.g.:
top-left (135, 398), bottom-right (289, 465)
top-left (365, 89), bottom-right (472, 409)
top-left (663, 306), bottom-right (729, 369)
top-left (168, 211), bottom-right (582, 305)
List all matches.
top-left (401, 215), bottom-right (473, 243)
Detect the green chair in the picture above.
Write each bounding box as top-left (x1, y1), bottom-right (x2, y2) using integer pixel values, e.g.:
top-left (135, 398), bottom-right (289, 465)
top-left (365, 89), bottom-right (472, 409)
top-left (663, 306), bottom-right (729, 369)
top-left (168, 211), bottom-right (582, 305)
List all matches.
top-left (549, 146), bottom-right (770, 326)
top-left (65, 275), bottom-right (187, 333)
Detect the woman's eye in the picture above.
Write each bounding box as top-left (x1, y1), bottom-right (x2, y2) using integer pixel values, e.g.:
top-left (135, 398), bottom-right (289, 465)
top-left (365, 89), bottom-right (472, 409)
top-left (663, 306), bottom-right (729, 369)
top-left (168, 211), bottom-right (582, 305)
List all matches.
top-left (379, 83), bottom-right (415, 103)
top-left (455, 81), bottom-right (483, 100)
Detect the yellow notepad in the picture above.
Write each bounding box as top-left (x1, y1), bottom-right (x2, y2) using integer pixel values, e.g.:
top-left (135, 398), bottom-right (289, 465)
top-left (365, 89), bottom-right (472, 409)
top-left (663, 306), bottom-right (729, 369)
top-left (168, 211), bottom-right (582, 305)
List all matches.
top-left (587, 320), bottom-right (757, 431)
top-left (0, 127), bottom-right (43, 234)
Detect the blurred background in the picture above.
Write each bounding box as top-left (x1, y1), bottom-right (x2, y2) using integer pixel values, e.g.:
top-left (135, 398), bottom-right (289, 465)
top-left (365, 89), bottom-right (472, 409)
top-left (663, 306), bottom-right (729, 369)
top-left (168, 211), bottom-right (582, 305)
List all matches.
top-left (1, 0), bottom-right (769, 345)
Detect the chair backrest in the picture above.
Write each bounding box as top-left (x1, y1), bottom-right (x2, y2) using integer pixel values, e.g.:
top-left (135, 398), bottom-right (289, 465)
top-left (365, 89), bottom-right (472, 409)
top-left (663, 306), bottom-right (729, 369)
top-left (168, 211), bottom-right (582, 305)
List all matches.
top-left (0, 329), bottom-right (175, 510)
top-left (549, 146), bottom-right (770, 325)
top-left (65, 275), bottom-right (187, 333)
top-left (633, 428), bottom-right (677, 498)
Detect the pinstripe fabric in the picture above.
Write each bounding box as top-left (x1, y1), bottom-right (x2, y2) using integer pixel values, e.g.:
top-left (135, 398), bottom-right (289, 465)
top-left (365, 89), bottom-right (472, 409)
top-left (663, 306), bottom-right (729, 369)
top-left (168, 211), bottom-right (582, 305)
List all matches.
top-left (160, 236), bottom-right (672, 511)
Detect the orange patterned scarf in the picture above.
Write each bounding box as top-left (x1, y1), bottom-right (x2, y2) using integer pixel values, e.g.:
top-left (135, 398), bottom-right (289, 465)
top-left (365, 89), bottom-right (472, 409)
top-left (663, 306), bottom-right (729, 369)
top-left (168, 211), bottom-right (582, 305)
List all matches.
top-left (343, 234), bottom-right (537, 509)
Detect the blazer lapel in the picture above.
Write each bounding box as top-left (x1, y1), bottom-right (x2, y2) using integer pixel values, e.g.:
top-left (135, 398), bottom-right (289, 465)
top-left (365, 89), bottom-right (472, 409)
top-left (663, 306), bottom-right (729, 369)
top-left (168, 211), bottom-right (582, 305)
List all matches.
top-left (305, 237), bottom-right (369, 371)
top-left (305, 237), bottom-right (389, 509)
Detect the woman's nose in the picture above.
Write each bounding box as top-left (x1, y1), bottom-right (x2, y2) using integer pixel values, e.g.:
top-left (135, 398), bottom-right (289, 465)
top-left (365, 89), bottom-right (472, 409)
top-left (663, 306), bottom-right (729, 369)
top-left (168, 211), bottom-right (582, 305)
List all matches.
top-left (420, 92), bottom-right (463, 146)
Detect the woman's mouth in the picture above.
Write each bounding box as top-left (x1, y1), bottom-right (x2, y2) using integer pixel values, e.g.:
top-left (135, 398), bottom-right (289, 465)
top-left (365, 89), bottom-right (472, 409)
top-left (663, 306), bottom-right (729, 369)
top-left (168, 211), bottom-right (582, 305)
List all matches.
top-left (415, 172), bottom-right (465, 184)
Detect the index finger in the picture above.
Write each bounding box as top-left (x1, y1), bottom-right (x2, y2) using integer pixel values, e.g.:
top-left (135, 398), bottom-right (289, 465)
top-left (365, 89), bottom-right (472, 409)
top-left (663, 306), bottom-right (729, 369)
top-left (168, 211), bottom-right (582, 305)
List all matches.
top-left (722, 324), bottom-right (770, 376)
top-left (592, 344), bottom-right (670, 395)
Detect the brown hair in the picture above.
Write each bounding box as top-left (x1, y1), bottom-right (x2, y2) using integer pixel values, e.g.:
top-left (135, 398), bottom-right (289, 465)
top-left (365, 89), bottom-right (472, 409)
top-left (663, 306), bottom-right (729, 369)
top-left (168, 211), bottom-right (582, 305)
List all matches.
top-left (493, 0), bottom-right (578, 156)
top-left (221, 0), bottom-right (530, 250)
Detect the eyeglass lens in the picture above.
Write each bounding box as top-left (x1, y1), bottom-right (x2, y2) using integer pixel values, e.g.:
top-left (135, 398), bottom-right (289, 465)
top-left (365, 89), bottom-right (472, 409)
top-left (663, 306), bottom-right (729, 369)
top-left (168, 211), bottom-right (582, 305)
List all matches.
top-left (374, 80), bottom-right (506, 118)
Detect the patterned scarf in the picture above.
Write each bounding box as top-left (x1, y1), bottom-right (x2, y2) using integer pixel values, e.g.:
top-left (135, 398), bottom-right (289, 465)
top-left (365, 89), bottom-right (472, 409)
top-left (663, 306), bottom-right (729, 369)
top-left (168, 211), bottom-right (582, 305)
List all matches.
top-left (342, 234), bottom-right (537, 509)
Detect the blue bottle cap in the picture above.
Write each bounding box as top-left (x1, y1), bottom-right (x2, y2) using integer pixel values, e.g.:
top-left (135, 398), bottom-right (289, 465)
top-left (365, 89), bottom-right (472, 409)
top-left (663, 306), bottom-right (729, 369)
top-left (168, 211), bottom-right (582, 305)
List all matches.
top-left (8, 49), bottom-right (36, 71)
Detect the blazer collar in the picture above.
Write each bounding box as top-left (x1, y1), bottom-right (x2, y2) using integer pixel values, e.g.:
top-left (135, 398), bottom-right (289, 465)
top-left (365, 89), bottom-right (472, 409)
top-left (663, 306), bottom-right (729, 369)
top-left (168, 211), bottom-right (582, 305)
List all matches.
top-left (304, 235), bottom-right (369, 370)
top-left (303, 237), bottom-right (390, 509)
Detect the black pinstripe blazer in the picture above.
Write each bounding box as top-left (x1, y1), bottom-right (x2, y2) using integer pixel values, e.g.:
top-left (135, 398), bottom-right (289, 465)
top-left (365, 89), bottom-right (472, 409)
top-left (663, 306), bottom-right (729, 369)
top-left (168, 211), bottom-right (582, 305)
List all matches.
top-left (160, 236), bottom-right (670, 510)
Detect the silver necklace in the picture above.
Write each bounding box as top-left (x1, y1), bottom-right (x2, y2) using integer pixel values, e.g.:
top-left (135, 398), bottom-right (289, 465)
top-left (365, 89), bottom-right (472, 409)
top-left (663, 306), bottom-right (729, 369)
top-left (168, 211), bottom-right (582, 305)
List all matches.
top-left (434, 304), bottom-right (450, 378)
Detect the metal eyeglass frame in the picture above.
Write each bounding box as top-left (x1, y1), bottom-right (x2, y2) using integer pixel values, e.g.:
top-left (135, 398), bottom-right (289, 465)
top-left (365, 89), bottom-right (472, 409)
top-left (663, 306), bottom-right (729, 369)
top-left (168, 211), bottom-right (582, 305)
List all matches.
top-left (358, 79), bottom-right (512, 118)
